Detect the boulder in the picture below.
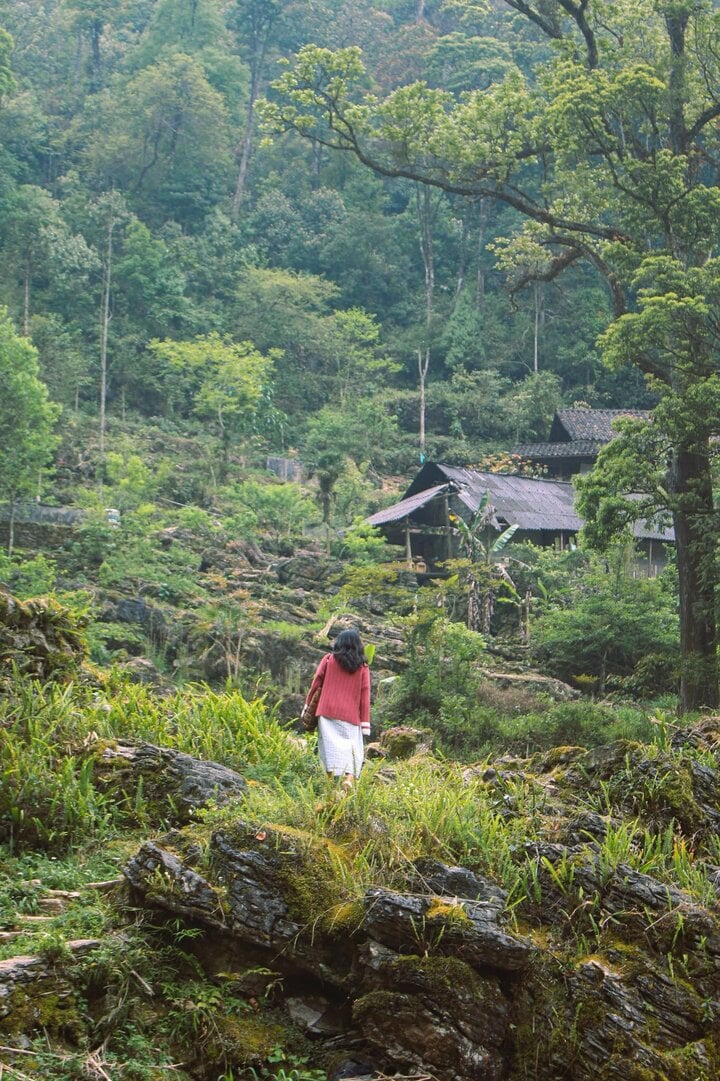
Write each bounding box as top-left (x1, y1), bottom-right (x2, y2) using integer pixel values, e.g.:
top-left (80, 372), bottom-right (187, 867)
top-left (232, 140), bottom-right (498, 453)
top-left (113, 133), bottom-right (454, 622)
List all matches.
top-left (0, 589), bottom-right (87, 682)
top-left (480, 668), bottom-right (580, 700)
top-left (355, 941), bottom-right (510, 1081)
top-left (94, 741), bottom-right (246, 824)
top-left (0, 940), bottom-right (99, 1043)
top-left (120, 656), bottom-right (173, 691)
top-left (275, 551), bottom-right (344, 591)
top-left (123, 821), bottom-right (531, 1080)
top-left (375, 726), bottom-right (435, 760)
top-left (362, 887), bottom-right (532, 973)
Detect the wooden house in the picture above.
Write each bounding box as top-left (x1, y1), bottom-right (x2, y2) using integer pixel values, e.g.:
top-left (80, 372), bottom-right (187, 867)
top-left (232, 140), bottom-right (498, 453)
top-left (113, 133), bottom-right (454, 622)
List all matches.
top-left (366, 461), bottom-right (673, 575)
top-left (513, 408), bottom-right (649, 479)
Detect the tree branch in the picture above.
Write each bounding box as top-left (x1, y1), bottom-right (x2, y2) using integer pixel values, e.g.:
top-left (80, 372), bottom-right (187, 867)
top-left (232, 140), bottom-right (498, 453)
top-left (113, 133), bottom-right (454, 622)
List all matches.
top-left (503, 0), bottom-right (563, 41)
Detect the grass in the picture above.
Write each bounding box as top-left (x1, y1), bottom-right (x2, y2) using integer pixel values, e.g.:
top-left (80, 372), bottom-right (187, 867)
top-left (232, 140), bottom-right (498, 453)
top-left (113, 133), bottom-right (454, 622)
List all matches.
top-left (0, 672), bottom-right (718, 1081)
top-left (0, 675), bottom-right (316, 852)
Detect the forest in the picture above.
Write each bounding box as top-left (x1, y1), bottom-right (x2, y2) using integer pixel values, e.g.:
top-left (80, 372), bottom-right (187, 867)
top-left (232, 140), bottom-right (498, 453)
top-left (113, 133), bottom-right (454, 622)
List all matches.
top-left (0, 0), bottom-right (719, 1078)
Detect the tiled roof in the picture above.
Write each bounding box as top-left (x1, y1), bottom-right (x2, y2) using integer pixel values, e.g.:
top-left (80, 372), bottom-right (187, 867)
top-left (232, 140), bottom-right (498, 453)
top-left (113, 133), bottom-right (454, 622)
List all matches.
top-left (513, 440), bottom-right (604, 459)
top-left (555, 408), bottom-right (650, 442)
top-left (437, 465), bottom-right (584, 532)
top-left (367, 463), bottom-right (674, 543)
top-left (366, 483), bottom-right (449, 527)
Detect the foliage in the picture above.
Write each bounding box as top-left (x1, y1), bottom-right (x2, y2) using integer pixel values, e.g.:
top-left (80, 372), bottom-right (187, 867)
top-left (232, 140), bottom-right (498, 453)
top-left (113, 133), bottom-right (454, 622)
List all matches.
top-left (378, 611), bottom-right (487, 752)
top-left (0, 551), bottom-right (57, 597)
top-left (531, 559), bottom-right (679, 696)
top-left (225, 479), bottom-right (318, 541)
top-left (331, 519), bottom-right (389, 565)
top-left (0, 308), bottom-right (59, 520)
top-left (263, 6), bottom-right (720, 709)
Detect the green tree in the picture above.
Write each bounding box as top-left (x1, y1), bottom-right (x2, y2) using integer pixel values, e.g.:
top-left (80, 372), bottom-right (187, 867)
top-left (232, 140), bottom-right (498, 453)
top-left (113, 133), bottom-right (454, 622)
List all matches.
top-left (448, 494), bottom-right (519, 633)
top-left (84, 53), bottom-right (233, 225)
top-left (0, 27), bottom-right (15, 100)
top-left (532, 557), bottom-right (679, 697)
top-left (0, 309), bottom-right (59, 553)
top-left (148, 334), bottom-right (276, 478)
top-left (0, 185), bottom-right (97, 336)
top-left (264, 6), bottom-right (720, 709)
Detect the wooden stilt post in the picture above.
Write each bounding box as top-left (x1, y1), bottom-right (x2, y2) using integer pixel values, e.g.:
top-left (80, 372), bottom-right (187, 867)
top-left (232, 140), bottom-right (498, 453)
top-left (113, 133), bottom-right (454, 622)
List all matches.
top-left (443, 494), bottom-right (453, 560)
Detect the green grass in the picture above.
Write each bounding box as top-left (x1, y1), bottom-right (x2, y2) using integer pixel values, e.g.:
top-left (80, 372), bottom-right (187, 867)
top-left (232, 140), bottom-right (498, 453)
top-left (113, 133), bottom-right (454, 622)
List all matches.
top-left (0, 675), bottom-right (315, 852)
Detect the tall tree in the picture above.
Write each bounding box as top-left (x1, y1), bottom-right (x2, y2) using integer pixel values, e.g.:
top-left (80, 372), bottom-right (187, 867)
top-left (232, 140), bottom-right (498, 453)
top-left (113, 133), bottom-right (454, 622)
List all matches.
top-left (0, 27), bottom-right (15, 100)
top-left (264, 3), bottom-right (720, 710)
top-left (0, 308), bottom-right (59, 553)
top-left (229, 0), bottom-right (283, 217)
top-left (87, 192), bottom-right (131, 457)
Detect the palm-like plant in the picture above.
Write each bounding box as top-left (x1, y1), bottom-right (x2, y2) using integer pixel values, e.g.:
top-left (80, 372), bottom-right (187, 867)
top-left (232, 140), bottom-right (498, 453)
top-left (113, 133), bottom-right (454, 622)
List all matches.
top-left (449, 493), bottom-right (520, 634)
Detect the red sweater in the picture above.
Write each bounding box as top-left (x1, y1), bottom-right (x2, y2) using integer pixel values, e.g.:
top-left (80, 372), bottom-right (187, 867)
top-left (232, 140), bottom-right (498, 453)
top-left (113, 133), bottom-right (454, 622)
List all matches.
top-left (306, 654), bottom-right (371, 732)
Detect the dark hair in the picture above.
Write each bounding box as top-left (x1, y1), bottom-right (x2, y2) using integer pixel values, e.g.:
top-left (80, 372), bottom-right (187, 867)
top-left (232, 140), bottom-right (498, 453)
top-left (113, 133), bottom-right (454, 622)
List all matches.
top-left (331, 629), bottom-right (366, 673)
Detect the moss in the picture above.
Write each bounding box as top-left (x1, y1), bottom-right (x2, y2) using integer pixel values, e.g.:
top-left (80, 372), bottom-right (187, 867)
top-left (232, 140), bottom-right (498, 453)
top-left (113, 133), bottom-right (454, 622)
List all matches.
top-left (387, 954), bottom-right (485, 998)
top-left (530, 745), bottom-right (586, 772)
top-left (218, 822), bottom-right (355, 933)
top-left (353, 988), bottom-right (409, 1025)
top-left (203, 1011), bottom-right (293, 1067)
top-left (1, 978), bottom-right (85, 1041)
top-left (324, 899), bottom-right (364, 935)
top-left (425, 897), bottom-right (473, 927)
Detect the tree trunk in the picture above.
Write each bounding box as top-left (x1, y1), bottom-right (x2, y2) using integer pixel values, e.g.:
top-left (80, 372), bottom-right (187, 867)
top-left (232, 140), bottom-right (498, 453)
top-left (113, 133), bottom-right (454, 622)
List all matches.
top-left (23, 259), bottom-right (30, 337)
top-left (418, 347), bottom-right (428, 457)
top-left (672, 446), bottom-right (719, 711)
top-left (99, 222), bottom-right (114, 458)
top-left (89, 18), bottom-right (102, 91)
top-left (7, 501), bottom-right (15, 558)
top-left (232, 24), bottom-right (270, 218)
top-left (416, 184), bottom-right (436, 459)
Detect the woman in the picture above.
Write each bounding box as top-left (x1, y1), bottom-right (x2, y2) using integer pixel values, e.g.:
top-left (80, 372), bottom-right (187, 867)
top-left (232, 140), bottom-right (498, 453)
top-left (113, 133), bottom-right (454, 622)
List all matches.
top-left (303, 629), bottom-right (371, 790)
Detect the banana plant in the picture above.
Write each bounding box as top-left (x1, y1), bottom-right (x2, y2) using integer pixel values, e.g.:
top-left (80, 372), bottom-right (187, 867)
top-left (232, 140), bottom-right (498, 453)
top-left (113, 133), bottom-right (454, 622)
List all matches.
top-left (448, 494), bottom-right (521, 634)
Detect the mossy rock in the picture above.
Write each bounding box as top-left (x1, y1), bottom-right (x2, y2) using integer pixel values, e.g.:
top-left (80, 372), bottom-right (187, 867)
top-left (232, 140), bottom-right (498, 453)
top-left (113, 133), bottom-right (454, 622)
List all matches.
top-left (0, 976), bottom-right (85, 1041)
top-left (0, 588), bottom-right (87, 682)
top-left (379, 725), bottom-right (434, 760)
top-left (213, 821), bottom-right (355, 934)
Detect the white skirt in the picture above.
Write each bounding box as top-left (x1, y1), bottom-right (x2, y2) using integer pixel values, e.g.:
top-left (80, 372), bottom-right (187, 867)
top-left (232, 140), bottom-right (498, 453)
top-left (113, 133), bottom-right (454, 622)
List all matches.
top-left (317, 716), bottom-right (364, 778)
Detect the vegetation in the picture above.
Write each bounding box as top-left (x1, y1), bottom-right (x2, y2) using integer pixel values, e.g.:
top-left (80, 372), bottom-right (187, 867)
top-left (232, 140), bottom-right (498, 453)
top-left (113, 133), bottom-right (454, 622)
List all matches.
top-left (0, 0), bottom-right (719, 1075)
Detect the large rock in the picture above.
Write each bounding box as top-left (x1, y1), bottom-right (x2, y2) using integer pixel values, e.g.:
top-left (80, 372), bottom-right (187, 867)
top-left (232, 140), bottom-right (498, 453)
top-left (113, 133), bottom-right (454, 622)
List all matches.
top-left (0, 940), bottom-right (99, 1043)
top-left (355, 941), bottom-right (510, 1081)
top-left (362, 886), bottom-right (532, 973)
top-left (120, 734), bottom-right (720, 1081)
top-left (0, 589), bottom-right (87, 681)
top-left (275, 551), bottom-right (344, 591)
top-left (94, 741), bottom-right (246, 824)
top-left (480, 667), bottom-right (580, 700)
top-left (123, 829), bottom-right (533, 1080)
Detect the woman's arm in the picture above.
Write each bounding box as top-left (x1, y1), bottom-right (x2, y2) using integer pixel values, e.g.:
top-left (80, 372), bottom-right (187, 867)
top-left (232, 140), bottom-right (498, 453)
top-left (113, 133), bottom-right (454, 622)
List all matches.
top-left (360, 665), bottom-right (370, 735)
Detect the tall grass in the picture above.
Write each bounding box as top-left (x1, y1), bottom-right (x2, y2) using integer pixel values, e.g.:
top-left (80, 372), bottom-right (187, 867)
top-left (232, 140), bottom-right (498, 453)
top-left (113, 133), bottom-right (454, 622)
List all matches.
top-left (0, 674), bottom-right (311, 851)
top-left (228, 758), bottom-right (537, 906)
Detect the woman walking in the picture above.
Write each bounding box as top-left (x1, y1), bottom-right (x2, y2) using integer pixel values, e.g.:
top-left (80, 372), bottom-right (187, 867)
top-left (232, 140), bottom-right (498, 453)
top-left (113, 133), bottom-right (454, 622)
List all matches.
top-left (303, 629), bottom-right (371, 791)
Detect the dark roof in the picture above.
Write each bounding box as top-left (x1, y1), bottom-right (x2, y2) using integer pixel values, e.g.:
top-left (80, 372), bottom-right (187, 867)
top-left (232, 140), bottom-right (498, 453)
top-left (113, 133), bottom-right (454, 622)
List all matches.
top-left (366, 483), bottom-right (449, 527)
top-left (554, 408), bottom-right (650, 442)
top-left (368, 462), bottom-right (674, 543)
top-left (436, 465), bottom-right (583, 532)
top-left (513, 440), bottom-right (604, 459)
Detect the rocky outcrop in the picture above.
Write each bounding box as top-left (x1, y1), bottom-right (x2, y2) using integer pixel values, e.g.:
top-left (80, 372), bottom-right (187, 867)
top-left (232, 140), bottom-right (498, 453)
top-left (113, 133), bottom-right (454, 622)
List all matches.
top-left (93, 741), bottom-right (246, 825)
top-left (367, 725), bottom-right (435, 760)
top-left (275, 551), bottom-right (344, 592)
top-left (0, 588), bottom-right (87, 681)
top-left (120, 725), bottom-right (720, 1081)
top-left (124, 824), bottom-right (533, 1080)
top-left (480, 667), bottom-right (580, 700)
top-left (0, 940), bottom-right (99, 1044)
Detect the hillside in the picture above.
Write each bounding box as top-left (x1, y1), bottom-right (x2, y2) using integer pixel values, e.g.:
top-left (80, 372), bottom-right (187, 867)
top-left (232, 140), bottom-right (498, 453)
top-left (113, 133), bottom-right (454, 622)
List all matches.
top-left (1, 0), bottom-right (720, 1075)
